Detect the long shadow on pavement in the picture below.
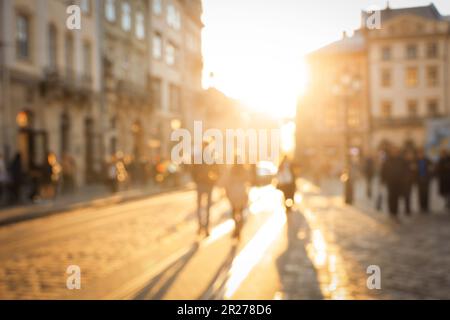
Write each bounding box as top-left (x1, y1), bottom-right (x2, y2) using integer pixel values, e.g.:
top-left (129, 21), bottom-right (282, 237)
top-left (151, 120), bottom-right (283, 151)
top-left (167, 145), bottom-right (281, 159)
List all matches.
top-left (276, 210), bottom-right (323, 300)
top-left (133, 242), bottom-right (200, 300)
top-left (198, 243), bottom-right (239, 299)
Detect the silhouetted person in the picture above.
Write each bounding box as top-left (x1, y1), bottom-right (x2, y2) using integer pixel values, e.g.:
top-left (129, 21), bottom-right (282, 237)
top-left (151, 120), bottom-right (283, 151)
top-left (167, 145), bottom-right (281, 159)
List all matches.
top-left (401, 150), bottom-right (416, 216)
top-left (381, 146), bottom-right (405, 219)
top-left (62, 153), bottom-right (76, 194)
top-left (363, 153), bottom-right (375, 198)
top-left (277, 156), bottom-right (296, 213)
top-left (416, 148), bottom-right (433, 213)
top-left (437, 149), bottom-right (450, 211)
top-left (225, 163), bottom-right (249, 239)
top-left (191, 143), bottom-right (220, 237)
top-left (0, 154), bottom-right (8, 205)
top-left (8, 153), bottom-right (23, 204)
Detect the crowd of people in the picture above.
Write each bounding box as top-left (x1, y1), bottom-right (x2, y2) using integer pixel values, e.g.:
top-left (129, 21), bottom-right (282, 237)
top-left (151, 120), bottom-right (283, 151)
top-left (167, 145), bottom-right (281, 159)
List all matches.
top-left (190, 141), bottom-right (297, 240)
top-left (0, 150), bottom-right (188, 207)
top-left (363, 145), bottom-right (450, 219)
top-left (0, 152), bottom-right (73, 207)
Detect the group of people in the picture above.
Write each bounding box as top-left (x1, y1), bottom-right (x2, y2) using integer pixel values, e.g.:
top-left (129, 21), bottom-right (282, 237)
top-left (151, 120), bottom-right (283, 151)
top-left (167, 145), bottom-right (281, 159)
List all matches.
top-left (364, 145), bottom-right (450, 219)
top-left (191, 147), bottom-right (297, 240)
top-left (0, 152), bottom-right (76, 206)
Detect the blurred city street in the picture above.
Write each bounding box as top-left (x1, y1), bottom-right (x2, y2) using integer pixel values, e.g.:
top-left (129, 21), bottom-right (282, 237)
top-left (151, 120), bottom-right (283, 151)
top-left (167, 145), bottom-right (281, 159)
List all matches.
top-left (1, 178), bottom-right (450, 300)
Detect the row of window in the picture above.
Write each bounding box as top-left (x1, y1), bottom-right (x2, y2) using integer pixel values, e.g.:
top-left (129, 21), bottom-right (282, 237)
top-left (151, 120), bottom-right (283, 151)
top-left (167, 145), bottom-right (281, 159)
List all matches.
top-left (150, 78), bottom-right (181, 111)
top-left (380, 99), bottom-right (440, 118)
top-left (381, 42), bottom-right (439, 61)
top-left (16, 14), bottom-right (92, 77)
top-left (104, 0), bottom-right (180, 39)
top-left (380, 66), bottom-right (439, 88)
top-left (152, 33), bottom-right (177, 66)
top-left (105, 0), bottom-right (146, 39)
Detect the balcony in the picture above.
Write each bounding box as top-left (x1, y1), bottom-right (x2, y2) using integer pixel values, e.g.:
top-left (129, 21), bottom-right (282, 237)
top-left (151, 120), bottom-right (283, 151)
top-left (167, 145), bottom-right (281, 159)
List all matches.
top-left (373, 116), bottom-right (424, 129)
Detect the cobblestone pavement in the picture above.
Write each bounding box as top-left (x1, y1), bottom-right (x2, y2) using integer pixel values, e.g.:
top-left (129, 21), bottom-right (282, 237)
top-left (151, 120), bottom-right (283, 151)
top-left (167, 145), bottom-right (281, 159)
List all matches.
top-left (286, 179), bottom-right (450, 299)
top-left (0, 189), bottom-right (231, 299)
top-left (1, 179), bottom-right (449, 300)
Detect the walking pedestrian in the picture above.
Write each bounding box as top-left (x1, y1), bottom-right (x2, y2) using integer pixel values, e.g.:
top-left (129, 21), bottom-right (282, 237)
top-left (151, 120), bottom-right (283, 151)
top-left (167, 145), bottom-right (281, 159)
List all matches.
top-left (62, 153), bottom-right (76, 194)
top-left (0, 154), bottom-right (9, 205)
top-left (401, 150), bottom-right (416, 216)
top-left (363, 152), bottom-right (375, 198)
top-left (436, 149), bottom-right (450, 211)
top-left (191, 142), bottom-right (220, 237)
top-left (224, 162), bottom-right (249, 239)
top-left (41, 152), bottom-right (59, 200)
top-left (107, 156), bottom-right (119, 193)
top-left (277, 156), bottom-right (296, 213)
top-left (381, 146), bottom-right (405, 219)
top-left (416, 148), bottom-right (433, 213)
top-left (8, 153), bottom-right (23, 204)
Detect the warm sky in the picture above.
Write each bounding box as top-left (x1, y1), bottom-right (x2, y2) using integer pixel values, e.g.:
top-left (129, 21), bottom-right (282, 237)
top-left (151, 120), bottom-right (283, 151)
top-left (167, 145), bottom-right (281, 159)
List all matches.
top-left (201, 0), bottom-right (450, 118)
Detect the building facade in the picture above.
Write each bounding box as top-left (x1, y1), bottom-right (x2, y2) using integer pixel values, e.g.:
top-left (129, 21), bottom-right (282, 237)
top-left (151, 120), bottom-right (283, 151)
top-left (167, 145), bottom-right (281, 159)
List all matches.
top-left (0, 0), bottom-right (205, 187)
top-left (100, 0), bottom-right (151, 164)
top-left (148, 0), bottom-right (203, 161)
top-left (297, 30), bottom-right (370, 172)
top-left (0, 0), bottom-right (103, 186)
top-left (364, 4), bottom-right (450, 150)
top-left (297, 4), bottom-right (450, 169)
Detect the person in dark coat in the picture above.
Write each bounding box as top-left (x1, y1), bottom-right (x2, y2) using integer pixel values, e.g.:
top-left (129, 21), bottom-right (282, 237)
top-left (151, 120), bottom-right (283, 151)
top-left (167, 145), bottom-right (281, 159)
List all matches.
top-left (277, 156), bottom-right (297, 213)
top-left (191, 142), bottom-right (220, 237)
top-left (363, 153), bottom-right (375, 198)
top-left (8, 153), bottom-right (23, 204)
top-left (416, 148), bottom-right (433, 213)
top-left (401, 150), bottom-right (416, 216)
top-left (381, 146), bottom-right (406, 218)
top-left (436, 149), bottom-right (450, 210)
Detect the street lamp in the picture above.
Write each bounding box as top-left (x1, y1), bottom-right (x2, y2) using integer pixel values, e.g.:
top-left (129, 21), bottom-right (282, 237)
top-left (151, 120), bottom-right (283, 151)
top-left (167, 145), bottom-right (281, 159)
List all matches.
top-left (332, 72), bottom-right (361, 205)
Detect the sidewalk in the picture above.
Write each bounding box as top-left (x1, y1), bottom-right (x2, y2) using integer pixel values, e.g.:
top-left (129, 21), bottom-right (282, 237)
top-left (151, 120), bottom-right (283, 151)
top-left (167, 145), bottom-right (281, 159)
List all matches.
top-left (0, 182), bottom-right (194, 227)
top-left (317, 176), bottom-right (446, 216)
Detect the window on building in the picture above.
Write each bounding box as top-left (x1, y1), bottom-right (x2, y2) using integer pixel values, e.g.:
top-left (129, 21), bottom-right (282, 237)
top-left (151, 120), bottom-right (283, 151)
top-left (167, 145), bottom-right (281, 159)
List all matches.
top-left (406, 67), bottom-right (418, 87)
top-left (426, 66), bottom-right (438, 87)
top-left (153, 0), bottom-right (162, 15)
top-left (169, 84), bottom-right (180, 112)
top-left (406, 44), bottom-right (418, 59)
top-left (16, 14), bottom-right (30, 60)
top-left (426, 42), bottom-right (438, 58)
top-left (121, 2), bottom-right (131, 31)
top-left (381, 69), bottom-right (391, 87)
top-left (83, 41), bottom-right (92, 78)
top-left (167, 3), bottom-right (181, 30)
top-left (381, 101), bottom-right (392, 118)
top-left (427, 99), bottom-right (439, 117)
top-left (48, 24), bottom-right (58, 70)
top-left (381, 46), bottom-right (391, 61)
top-left (65, 34), bottom-right (74, 80)
top-left (105, 0), bottom-right (116, 22)
top-left (135, 11), bottom-right (145, 39)
top-left (153, 33), bottom-right (162, 59)
top-left (80, 0), bottom-right (91, 14)
top-left (407, 100), bottom-right (418, 118)
top-left (151, 78), bottom-right (162, 110)
top-left (166, 42), bottom-right (176, 66)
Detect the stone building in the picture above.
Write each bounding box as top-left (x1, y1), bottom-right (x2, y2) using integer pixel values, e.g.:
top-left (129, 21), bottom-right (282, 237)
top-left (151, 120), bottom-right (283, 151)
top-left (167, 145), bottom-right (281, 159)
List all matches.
top-left (363, 4), bottom-right (450, 150)
top-left (147, 0), bottom-right (203, 161)
top-left (297, 30), bottom-right (370, 171)
top-left (0, 0), bottom-right (103, 186)
top-left (100, 0), bottom-right (151, 163)
top-left (297, 3), bottom-right (450, 169)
